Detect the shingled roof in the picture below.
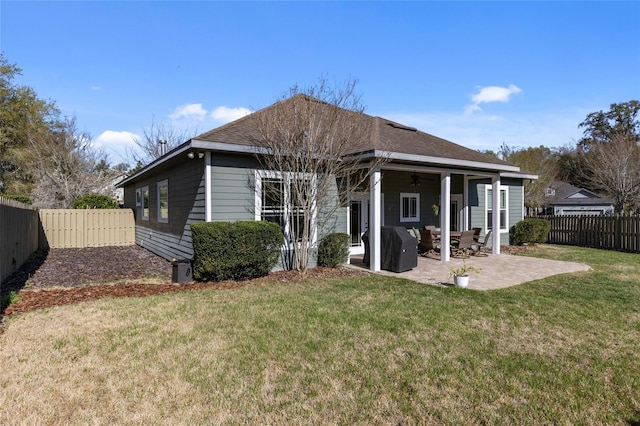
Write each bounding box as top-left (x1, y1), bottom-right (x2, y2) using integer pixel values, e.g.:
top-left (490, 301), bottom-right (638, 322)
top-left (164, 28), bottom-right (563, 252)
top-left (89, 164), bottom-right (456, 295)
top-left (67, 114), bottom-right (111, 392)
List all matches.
top-left (194, 95), bottom-right (514, 170)
top-left (120, 95), bottom-right (523, 187)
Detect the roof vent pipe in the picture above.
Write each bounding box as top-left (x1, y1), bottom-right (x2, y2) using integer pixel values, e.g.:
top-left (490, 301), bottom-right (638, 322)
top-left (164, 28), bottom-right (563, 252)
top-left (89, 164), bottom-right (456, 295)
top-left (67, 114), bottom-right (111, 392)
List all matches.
top-left (159, 139), bottom-right (167, 156)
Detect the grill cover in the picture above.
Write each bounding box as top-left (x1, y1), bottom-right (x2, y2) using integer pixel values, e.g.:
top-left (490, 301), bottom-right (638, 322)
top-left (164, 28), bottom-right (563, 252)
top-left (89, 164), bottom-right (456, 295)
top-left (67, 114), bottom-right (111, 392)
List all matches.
top-left (362, 226), bottom-right (418, 272)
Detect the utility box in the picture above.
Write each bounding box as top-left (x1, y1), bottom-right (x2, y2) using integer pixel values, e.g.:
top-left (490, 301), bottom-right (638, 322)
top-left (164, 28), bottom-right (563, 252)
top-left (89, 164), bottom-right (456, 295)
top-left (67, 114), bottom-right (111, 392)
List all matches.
top-left (172, 259), bottom-right (192, 283)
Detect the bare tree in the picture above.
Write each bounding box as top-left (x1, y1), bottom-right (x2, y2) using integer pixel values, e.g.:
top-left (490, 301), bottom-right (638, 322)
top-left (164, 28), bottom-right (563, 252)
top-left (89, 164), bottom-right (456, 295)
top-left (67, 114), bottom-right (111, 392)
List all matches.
top-left (577, 132), bottom-right (640, 213)
top-left (254, 78), bottom-right (386, 273)
top-left (576, 100), bottom-right (640, 213)
top-left (29, 117), bottom-right (117, 208)
top-left (128, 118), bottom-right (197, 170)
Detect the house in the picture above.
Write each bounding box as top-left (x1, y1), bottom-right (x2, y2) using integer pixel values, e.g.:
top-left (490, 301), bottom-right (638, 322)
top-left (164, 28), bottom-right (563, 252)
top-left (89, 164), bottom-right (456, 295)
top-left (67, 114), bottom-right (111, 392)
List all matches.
top-left (542, 181), bottom-right (614, 216)
top-left (117, 95), bottom-right (537, 272)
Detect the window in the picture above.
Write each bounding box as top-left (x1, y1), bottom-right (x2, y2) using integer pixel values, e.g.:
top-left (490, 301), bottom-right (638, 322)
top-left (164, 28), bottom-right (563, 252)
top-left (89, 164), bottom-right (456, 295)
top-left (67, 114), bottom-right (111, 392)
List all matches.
top-left (400, 193), bottom-right (420, 223)
top-left (157, 180), bottom-right (168, 223)
top-left (141, 186), bottom-right (149, 220)
top-left (135, 188), bottom-right (142, 206)
top-left (486, 186), bottom-right (508, 232)
top-left (257, 172), bottom-right (315, 244)
top-left (261, 178), bottom-right (285, 228)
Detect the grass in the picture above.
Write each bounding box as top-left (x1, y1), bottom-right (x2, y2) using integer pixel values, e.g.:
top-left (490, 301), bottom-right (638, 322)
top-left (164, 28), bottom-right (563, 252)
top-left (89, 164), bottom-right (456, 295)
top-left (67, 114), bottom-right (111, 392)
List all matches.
top-left (0, 245), bottom-right (639, 424)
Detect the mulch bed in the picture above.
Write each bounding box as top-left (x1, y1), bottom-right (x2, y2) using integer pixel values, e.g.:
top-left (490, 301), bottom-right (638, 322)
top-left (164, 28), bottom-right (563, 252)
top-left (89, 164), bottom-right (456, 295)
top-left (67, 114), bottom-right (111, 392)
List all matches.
top-left (1, 246), bottom-right (366, 318)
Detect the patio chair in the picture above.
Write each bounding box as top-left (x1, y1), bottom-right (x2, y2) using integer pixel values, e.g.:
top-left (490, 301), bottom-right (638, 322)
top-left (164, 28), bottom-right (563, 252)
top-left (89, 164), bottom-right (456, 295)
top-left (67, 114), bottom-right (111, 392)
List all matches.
top-left (424, 225), bottom-right (439, 244)
top-left (472, 230), bottom-right (492, 256)
top-left (450, 230), bottom-right (475, 258)
top-left (418, 229), bottom-right (438, 255)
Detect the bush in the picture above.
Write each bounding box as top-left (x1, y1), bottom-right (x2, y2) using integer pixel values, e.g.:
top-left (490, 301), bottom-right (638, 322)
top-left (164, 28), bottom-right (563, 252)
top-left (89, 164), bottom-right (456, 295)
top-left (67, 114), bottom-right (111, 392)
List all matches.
top-left (191, 221), bottom-right (283, 281)
top-left (72, 194), bottom-right (118, 209)
top-left (512, 218), bottom-right (551, 245)
top-left (317, 233), bottom-right (350, 268)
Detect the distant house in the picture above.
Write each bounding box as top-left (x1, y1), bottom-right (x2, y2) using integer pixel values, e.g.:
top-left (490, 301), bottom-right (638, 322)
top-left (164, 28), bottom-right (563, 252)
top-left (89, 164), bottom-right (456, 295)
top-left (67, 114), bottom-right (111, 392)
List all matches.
top-left (542, 182), bottom-right (614, 216)
top-left (117, 95), bottom-right (537, 272)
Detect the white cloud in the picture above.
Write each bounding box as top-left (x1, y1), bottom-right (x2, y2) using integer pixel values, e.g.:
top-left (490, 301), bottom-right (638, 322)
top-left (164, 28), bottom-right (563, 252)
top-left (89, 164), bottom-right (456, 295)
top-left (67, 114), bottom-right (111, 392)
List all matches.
top-left (210, 106), bottom-right (251, 123)
top-left (168, 103), bottom-right (207, 120)
top-left (90, 84), bottom-right (101, 91)
top-left (465, 84), bottom-right (522, 114)
top-left (95, 130), bottom-right (140, 163)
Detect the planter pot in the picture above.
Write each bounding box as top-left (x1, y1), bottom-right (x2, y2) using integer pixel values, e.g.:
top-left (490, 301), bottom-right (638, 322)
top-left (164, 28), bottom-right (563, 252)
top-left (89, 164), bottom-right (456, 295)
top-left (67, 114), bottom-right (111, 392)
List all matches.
top-left (453, 274), bottom-right (470, 288)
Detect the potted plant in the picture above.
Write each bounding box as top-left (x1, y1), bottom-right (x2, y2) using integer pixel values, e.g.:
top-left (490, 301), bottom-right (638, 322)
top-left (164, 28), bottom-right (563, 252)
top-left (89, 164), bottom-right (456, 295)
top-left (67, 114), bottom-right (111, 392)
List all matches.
top-left (432, 203), bottom-right (440, 215)
top-left (449, 254), bottom-right (481, 288)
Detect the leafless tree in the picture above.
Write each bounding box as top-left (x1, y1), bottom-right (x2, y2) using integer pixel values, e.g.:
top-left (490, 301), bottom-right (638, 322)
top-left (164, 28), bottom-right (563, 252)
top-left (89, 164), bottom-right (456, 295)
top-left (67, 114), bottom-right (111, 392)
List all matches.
top-left (28, 117), bottom-right (117, 208)
top-left (577, 131), bottom-right (640, 213)
top-left (575, 101), bottom-right (640, 213)
top-left (254, 78), bottom-right (387, 273)
top-left (128, 118), bottom-right (197, 169)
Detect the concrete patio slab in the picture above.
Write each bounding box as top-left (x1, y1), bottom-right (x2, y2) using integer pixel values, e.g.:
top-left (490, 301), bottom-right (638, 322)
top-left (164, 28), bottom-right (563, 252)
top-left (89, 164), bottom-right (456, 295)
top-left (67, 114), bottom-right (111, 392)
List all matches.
top-left (348, 253), bottom-right (591, 290)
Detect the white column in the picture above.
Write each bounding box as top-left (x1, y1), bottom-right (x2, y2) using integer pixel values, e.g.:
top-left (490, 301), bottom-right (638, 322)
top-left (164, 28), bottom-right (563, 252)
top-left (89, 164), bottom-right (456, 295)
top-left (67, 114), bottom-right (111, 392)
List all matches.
top-left (440, 172), bottom-right (451, 262)
top-left (492, 176), bottom-right (501, 254)
top-left (369, 167), bottom-right (382, 271)
top-left (463, 176), bottom-right (469, 231)
top-left (205, 152), bottom-right (212, 222)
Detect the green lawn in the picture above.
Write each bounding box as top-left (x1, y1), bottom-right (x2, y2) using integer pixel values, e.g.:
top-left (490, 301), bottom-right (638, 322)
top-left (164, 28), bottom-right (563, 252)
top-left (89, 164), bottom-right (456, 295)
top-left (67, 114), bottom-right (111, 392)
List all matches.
top-left (1, 245), bottom-right (639, 425)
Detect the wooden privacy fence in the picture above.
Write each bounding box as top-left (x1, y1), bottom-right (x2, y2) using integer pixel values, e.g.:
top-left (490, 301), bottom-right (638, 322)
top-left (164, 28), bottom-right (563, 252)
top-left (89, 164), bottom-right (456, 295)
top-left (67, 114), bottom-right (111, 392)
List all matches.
top-left (530, 215), bottom-right (640, 253)
top-left (39, 209), bottom-right (135, 249)
top-left (0, 197), bottom-right (39, 284)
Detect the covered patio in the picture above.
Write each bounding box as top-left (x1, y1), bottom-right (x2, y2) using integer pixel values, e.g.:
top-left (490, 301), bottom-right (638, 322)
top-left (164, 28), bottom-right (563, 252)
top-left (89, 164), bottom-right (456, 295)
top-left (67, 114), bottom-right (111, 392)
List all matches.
top-left (348, 252), bottom-right (591, 290)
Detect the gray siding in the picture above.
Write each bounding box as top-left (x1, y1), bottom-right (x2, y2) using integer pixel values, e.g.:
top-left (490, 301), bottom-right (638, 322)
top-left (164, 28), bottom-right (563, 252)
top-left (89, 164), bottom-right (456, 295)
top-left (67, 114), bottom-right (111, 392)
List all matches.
top-left (381, 170), bottom-right (463, 228)
top-left (124, 159), bottom-right (205, 261)
top-left (468, 178), bottom-right (524, 246)
top-left (210, 166), bottom-right (255, 222)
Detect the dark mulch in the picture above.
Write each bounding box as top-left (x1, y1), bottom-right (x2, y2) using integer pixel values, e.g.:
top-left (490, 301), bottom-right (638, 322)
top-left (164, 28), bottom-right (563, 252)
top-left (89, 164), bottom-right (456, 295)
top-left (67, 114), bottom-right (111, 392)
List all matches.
top-left (1, 245), bottom-right (366, 318)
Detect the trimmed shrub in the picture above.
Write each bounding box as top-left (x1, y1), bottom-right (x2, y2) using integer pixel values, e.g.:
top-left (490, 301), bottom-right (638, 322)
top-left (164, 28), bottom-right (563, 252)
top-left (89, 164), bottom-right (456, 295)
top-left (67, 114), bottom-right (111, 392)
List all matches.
top-left (72, 194), bottom-right (118, 209)
top-left (191, 221), bottom-right (283, 281)
top-left (317, 233), bottom-right (350, 268)
top-left (512, 218), bottom-right (551, 245)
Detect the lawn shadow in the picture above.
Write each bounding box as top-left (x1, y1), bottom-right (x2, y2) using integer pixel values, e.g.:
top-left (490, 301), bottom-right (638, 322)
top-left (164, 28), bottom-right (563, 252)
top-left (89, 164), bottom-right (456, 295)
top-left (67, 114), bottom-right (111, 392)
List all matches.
top-left (0, 249), bottom-right (48, 319)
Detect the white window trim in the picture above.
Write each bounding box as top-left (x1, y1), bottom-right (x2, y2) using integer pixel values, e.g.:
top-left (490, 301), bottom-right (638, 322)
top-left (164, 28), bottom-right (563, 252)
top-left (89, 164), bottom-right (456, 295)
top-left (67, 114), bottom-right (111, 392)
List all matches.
top-left (255, 170), bottom-right (318, 246)
top-left (399, 192), bottom-right (420, 223)
top-left (141, 185), bottom-right (150, 221)
top-left (157, 179), bottom-right (169, 223)
top-left (485, 185), bottom-right (508, 233)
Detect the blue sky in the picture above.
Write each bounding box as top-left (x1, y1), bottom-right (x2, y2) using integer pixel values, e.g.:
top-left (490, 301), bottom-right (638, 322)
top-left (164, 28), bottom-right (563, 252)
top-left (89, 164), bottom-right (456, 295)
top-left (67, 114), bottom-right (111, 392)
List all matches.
top-left (2, 1), bottom-right (639, 165)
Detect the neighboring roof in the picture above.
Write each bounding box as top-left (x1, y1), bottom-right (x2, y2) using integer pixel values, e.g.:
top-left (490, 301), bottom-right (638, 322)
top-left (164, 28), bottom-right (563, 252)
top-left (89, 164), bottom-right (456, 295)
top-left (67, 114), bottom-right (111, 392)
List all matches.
top-left (545, 181), bottom-right (614, 206)
top-left (120, 95), bottom-right (528, 187)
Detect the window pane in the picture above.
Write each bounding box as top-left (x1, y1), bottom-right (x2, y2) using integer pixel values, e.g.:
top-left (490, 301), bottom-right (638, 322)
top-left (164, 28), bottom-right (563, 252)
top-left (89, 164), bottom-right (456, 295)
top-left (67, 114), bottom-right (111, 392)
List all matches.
top-left (261, 178), bottom-right (285, 232)
top-left (487, 211), bottom-right (493, 230)
top-left (158, 181), bottom-right (168, 221)
top-left (262, 179), bottom-right (283, 208)
top-left (500, 210), bottom-right (507, 230)
top-left (500, 190), bottom-right (507, 209)
top-left (142, 187), bottom-right (150, 220)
